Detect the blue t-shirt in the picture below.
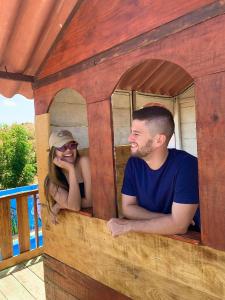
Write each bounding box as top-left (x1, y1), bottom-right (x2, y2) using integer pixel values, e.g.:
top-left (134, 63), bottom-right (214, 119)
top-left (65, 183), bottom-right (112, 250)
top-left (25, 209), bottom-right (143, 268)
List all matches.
top-left (122, 149), bottom-right (200, 231)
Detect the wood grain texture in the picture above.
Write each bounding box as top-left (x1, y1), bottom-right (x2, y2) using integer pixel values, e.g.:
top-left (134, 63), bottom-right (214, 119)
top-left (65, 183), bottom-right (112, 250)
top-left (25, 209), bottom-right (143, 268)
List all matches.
top-left (44, 255), bottom-right (131, 300)
top-left (17, 196), bottom-right (30, 253)
top-left (34, 13), bottom-right (225, 115)
top-left (0, 275), bottom-right (34, 299)
top-left (34, 113), bottom-right (50, 208)
top-left (35, 1), bottom-right (225, 90)
top-left (37, 0), bottom-right (214, 79)
top-left (87, 100), bottom-right (117, 219)
top-left (195, 72), bottom-right (225, 251)
top-left (45, 280), bottom-right (78, 300)
top-left (28, 261), bottom-right (44, 281)
top-left (42, 212), bottom-right (225, 300)
top-left (0, 189), bottom-right (38, 201)
top-left (13, 267), bottom-right (46, 299)
top-left (0, 199), bottom-right (13, 259)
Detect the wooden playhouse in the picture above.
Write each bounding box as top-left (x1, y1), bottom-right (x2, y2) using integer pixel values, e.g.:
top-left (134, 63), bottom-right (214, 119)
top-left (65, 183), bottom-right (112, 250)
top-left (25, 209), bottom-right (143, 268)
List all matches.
top-left (2, 1), bottom-right (225, 299)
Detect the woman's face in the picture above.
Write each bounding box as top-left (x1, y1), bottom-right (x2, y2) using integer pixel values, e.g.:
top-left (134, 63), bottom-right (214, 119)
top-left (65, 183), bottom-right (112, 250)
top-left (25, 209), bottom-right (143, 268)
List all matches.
top-left (55, 141), bottom-right (78, 164)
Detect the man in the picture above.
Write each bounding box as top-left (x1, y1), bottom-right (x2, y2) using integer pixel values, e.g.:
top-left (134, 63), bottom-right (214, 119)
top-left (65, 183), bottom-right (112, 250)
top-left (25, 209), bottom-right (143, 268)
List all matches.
top-left (107, 105), bottom-right (200, 237)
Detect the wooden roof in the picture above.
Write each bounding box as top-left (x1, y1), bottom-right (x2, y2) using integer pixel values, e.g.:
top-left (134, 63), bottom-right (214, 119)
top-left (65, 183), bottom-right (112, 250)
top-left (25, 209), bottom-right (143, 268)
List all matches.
top-left (0, 0), bottom-right (78, 99)
top-left (117, 59), bottom-right (193, 97)
top-left (0, 0), bottom-right (198, 99)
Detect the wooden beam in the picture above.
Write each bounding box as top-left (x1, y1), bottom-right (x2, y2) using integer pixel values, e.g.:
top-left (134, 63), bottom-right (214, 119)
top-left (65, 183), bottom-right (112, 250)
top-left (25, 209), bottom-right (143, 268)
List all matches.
top-left (0, 199), bottom-right (13, 260)
top-left (0, 189), bottom-right (38, 202)
top-left (88, 99), bottom-right (117, 220)
top-left (196, 71), bottom-right (225, 251)
top-left (0, 71), bottom-right (34, 82)
top-left (33, 1), bottom-right (225, 89)
top-left (17, 196), bottom-right (30, 253)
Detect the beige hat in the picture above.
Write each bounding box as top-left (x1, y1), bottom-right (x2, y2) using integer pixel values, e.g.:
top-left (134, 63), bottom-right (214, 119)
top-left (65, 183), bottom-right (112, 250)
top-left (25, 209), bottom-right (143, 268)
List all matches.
top-left (49, 130), bottom-right (75, 148)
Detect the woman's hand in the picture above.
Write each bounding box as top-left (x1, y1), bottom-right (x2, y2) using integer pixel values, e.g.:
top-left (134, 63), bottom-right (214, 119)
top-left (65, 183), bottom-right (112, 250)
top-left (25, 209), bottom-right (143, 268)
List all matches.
top-left (53, 157), bottom-right (74, 172)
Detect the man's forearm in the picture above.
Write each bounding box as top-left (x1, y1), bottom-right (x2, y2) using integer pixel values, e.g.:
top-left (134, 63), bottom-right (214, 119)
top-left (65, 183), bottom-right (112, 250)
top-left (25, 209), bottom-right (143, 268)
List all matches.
top-left (128, 215), bottom-right (187, 235)
top-left (123, 204), bottom-right (165, 220)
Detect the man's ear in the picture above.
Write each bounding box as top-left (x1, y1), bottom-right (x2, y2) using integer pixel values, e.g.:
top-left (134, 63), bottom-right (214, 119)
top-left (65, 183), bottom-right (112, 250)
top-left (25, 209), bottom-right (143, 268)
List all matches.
top-left (155, 134), bottom-right (167, 146)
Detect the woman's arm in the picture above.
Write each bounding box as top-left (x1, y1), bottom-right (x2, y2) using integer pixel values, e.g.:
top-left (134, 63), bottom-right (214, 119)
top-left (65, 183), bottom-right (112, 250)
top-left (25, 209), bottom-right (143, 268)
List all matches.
top-left (79, 156), bottom-right (92, 208)
top-left (50, 157), bottom-right (82, 211)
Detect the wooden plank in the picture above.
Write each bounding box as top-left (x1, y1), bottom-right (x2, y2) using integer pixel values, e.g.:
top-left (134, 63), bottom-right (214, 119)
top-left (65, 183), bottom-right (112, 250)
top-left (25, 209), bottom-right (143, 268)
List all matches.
top-left (37, 0), bottom-right (215, 79)
top-left (0, 199), bottom-right (13, 259)
top-left (17, 196), bottom-right (30, 253)
top-left (0, 256), bottom-right (43, 278)
top-left (36, 0), bottom-right (84, 77)
top-left (0, 189), bottom-right (38, 201)
top-left (44, 255), bottom-right (131, 300)
top-left (0, 247), bottom-right (44, 271)
top-left (87, 99), bottom-right (117, 219)
top-left (34, 12), bottom-right (225, 114)
top-left (33, 194), bottom-right (39, 248)
top-left (43, 214), bottom-right (225, 300)
top-left (45, 280), bottom-right (78, 300)
top-left (195, 72), bottom-right (225, 251)
top-left (34, 1), bottom-right (225, 88)
top-left (28, 261), bottom-right (44, 281)
top-left (13, 267), bottom-right (46, 299)
top-left (0, 71), bottom-right (34, 82)
top-left (0, 275), bottom-right (34, 299)
top-left (34, 114), bottom-right (49, 207)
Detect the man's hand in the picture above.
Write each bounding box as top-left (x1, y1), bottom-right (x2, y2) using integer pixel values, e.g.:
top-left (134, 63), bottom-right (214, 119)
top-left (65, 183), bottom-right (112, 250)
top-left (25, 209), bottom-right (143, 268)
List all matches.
top-left (107, 218), bottom-right (132, 237)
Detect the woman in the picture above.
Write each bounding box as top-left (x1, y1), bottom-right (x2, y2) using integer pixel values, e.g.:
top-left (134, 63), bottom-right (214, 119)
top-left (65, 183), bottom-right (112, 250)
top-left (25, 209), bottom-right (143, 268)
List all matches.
top-left (44, 129), bottom-right (92, 224)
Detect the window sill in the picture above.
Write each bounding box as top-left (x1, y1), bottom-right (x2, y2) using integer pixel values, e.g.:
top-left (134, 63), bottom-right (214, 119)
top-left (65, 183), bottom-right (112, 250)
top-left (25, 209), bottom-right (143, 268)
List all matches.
top-left (78, 207), bottom-right (93, 217)
top-left (167, 230), bottom-right (201, 245)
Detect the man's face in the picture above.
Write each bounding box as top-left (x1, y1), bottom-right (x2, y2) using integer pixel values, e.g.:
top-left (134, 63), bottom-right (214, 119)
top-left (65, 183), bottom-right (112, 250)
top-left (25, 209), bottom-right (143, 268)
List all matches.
top-left (128, 119), bottom-right (156, 159)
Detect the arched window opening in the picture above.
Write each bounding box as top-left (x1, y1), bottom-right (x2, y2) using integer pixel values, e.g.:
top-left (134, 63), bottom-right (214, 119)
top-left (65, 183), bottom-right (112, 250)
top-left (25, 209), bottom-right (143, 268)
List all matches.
top-left (47, 88), bottom-right (91, 216)
top-left (49, 88), bottom-right (89, 152)
top-left (111, 59), bottom-right (197, 218)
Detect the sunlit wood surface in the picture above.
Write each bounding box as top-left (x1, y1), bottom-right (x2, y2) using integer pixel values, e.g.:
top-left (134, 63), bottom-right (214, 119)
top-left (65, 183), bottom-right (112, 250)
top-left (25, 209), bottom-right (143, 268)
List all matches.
top-left (0, 256), bottom-right (45, 299)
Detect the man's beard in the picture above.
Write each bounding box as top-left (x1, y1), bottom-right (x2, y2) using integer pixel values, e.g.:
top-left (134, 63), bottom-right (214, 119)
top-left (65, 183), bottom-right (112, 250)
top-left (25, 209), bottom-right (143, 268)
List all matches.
top-left (131, 139), bottom-right (153, 159)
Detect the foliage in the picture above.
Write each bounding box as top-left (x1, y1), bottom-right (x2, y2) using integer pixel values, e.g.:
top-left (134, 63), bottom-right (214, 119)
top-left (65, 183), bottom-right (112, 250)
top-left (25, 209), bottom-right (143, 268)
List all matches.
top-left (11, 207), bottom-right (18, 235)
top-left (0, 124), bottom-right (37, 189)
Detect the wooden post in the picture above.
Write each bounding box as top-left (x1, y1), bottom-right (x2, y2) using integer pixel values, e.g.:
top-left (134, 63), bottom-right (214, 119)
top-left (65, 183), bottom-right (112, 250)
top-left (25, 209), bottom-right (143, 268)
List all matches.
top-left (17, 196), bottom-right (30, 253)
top-left (195, 72), bottom-right (225, 251)
top-left (33, 193), bottom-right (39, 248)
top-left (0, 199), bottom-right (13, 259)
top-left (87, 99), bottom-right (117, 220)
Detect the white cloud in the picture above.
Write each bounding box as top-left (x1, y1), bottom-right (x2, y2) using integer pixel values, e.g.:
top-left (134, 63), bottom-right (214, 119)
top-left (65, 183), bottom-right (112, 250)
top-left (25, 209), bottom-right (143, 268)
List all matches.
top-left (2, 99), bottom-right (17, 107)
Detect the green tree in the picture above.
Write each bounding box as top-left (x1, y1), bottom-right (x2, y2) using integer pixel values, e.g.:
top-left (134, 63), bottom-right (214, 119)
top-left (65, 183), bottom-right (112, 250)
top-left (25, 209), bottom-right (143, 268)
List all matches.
top-left (0, 124), bottom-right (37, 189)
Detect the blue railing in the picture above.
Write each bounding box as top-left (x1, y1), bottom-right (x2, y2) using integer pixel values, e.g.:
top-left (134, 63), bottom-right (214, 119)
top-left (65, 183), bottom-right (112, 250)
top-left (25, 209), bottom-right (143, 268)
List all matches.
top-left (0, 185), bottom-right (43, 261)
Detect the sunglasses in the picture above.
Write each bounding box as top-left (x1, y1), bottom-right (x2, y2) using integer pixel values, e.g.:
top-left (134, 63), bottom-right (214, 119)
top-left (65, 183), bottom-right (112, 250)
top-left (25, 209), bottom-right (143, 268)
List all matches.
top-left (56, 142), bottom-right (78, 152)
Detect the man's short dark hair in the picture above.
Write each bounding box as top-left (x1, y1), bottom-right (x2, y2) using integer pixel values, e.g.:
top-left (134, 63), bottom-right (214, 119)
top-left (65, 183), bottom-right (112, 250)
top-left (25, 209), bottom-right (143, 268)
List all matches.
top-left (132, 106), bottom-right (175, 139)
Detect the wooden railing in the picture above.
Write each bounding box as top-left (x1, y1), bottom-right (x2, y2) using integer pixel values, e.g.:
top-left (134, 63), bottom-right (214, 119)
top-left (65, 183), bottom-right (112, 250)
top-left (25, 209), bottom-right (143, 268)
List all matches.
top-left (0, 189), bottom-right (43, 271)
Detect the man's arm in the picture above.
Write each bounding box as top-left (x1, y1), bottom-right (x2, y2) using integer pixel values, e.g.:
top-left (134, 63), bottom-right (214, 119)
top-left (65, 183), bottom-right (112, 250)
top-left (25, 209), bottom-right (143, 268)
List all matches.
top-left (122, 194), bottom-right (165, 220)
top-left (107, 194), bottom-right (198, 236)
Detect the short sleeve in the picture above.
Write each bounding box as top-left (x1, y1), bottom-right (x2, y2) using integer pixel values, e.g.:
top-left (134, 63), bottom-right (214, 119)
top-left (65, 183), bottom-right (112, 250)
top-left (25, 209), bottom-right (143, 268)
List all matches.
top-left (121, 158), bottom-right (137, 196)
top-left (174, 156), bottom-right (199, 204)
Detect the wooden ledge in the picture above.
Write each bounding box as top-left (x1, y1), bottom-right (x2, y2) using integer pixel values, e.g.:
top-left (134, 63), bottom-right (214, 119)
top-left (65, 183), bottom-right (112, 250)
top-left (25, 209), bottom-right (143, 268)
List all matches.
top-left (78, 207), bottom-right (93, 217)
top-left (167, 231), bottom-right (201, 245)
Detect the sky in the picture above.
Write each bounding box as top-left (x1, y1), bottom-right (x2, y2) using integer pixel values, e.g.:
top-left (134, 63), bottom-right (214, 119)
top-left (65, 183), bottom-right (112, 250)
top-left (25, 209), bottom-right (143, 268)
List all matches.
top-left (0, 94), bottom-right (34, 125)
